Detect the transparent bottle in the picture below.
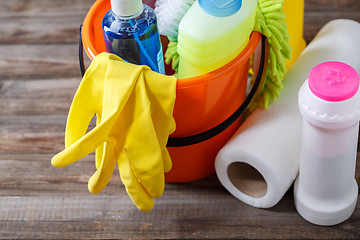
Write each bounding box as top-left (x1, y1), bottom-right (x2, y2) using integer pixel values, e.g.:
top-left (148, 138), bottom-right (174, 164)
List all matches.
top-left (102, 0), bottom-right (165, 74)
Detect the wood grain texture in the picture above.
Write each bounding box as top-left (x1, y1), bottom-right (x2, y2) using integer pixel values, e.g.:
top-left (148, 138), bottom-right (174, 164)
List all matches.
top-left (1, 0), bottom-right (360, 239)
top-left (0, 16), bottom-right (83, 45)
top-left (0, 79), bottom-right (78, 115)
top-left (305, 0), bottom-right (360, 11)
top-left (0, 0), bottom-right (359, 79)
top-left (0, 44), bottom-right (83, 80)
top-left (304, 0), bottom-right (360, 43)
top-left (0, 0), bottom-right (92, 45)
top-left (0, 194), bottom-right (359, 239)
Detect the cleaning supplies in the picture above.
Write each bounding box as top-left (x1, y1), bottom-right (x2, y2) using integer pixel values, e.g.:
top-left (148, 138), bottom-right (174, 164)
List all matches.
top-left (102, 0), bottom-right (165, 74)
top-left (176, 0), bottom-right (257, 79)
top-left (51, 52), bottom-right (177, 212)
top-left (295, 62), bottom-right (360, 226)
top-left (215, 19), bottom-right (360, 209)
top-left (80, 0), bottom-right (264, 183)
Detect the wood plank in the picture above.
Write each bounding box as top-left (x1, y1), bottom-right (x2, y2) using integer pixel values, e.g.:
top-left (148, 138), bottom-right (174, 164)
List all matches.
top-left (1, 112), bottom-right (358, 173)
top-left (0, 151), bottom-right (358, 196)
top-left (0, 152), bottom-right (224, 196)
top-left (0, 194), bottom-right (359, 239)
top-left (303, 12), bottom-right (360, 43)
top-left (0, 0), bottom-right (152, 45)
top-left (0, 0), bottom-right (93, 16)
top-left (305, 0), bottom-right (360, 12)
top-left (2, 0), bottom-right (357, 16)
top-left (0, 0), bottom-right (93, 45)
top-left (0, 0), bottom-right (359, 45)
top-left (0, 115), bottom-right (94, 154)
top-left (0, 115), bottom-right (67, 153)
top-left (0, 78), bottom-right (79, 116)
top-left (0, 153), bottom-right (122, 196)
top-left (0, 44), bottom-right (86, 80)
top-left (0, 153), bottom-right (359, 238)
top-left (0, 15), bottom-right (85, 45)
top-left (0, 1), bottom-right (358, 78)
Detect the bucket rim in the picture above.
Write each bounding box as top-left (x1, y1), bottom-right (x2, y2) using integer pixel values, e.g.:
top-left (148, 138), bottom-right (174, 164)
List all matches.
top-left (81, 0), bottom-right (261, 87)
top-left (177, 32), bottom-right (261, 88)
top-left (81, 0), bottom-right (105, 60)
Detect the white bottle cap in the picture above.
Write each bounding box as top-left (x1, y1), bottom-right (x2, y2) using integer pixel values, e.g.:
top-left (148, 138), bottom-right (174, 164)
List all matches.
top-left (110, 0), bottom-right (143, 17)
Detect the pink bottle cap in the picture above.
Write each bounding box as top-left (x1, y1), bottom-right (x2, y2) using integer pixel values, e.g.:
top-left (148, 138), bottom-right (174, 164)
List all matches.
top-left (308, 62), bottom-right (360, 102)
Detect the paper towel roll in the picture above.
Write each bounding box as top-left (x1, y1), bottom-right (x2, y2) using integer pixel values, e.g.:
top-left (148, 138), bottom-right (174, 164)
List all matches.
top-left (215, 19), bottom-right (360, 208)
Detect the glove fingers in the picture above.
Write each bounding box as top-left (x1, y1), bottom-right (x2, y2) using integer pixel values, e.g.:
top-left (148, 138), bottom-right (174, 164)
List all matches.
top-left (64, 53), bottom-right (130, 150)
top-left (88, 141), bottom-right (116, 194)
top-left (137, 70), bottom-right (175, 176)
top-left (95, 143), bottom-right (104, 170)
top-left (169, 117), bottom-right (176, 135)
top-left (64, 54), bottom-right (112, 148)
top-left (163, 118), bottom-right (175, 173)
top-left (162, 148), bottom-right (172, 173)
top-left (51, 115), bottom-right (118, 168)
top-left (65, 112), bottom-right (95, 148)
top-left (125, 139), bottom-right (165, 198)
top-left (124, 79), bottom-right (165, 199)
top-left (118, 151), bottom-right (154, 212)
top-left (56, 53), bottom-right (116, 167)
top-left (162, 117), bottom-right (175, 173)
top-left (143, 71), bottom-right (177, 147)
top-left (95, 113), bottom-right (103, 170)
top-left (65, 95), bottom-right (96, 148)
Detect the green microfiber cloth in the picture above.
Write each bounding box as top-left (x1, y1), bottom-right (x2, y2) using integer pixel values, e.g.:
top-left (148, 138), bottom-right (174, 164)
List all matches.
top-left (164, 36), bottom-right (180, 73)
top-left (164, 0), bottom-right (292, 110)
top-left (249, 0), bottom-right (292, 111)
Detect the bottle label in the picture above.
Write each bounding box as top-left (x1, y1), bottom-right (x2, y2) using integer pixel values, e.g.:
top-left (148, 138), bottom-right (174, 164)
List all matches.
top-left (157, 45), bottom-right (165, 75)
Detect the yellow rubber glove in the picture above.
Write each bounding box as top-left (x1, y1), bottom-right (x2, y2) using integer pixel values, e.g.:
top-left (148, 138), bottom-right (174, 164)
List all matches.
top-left (51, 52), bottom-right (177, 212)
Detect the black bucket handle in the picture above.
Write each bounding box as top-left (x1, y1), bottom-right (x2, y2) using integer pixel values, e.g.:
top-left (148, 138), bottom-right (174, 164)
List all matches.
top-left (79, 26), bottom-right (267, 147)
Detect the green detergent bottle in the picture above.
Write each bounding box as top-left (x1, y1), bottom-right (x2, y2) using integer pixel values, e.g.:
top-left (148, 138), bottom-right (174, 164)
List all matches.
top-left (177, 0), bottom-right (257, 79)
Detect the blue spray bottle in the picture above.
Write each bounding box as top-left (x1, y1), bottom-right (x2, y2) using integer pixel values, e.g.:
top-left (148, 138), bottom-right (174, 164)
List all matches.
top-left (102, 0), bottom-right (165, 74)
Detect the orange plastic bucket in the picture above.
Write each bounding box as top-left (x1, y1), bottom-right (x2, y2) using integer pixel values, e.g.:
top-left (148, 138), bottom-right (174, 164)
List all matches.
top-left (81, 0), bottom-right (263, 182)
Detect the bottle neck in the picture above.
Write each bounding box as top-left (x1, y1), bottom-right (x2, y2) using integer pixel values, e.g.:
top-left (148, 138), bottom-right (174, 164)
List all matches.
top-left (199, 0), bottom-right (242, 17)
top-left (110, 0), bottom-right (143, 19)
top-left (112, 5), bottom-right (143, 20)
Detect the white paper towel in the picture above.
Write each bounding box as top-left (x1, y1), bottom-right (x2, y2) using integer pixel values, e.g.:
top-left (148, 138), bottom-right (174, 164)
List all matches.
top-left (215, 19), bottom-right (360, 208)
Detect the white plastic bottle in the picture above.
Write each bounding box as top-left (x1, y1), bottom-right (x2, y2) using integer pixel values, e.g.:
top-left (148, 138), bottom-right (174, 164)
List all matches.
top-left (177, 0), bottom-right (257, 79)
top-left (295, 61), bottom-right (360, 226)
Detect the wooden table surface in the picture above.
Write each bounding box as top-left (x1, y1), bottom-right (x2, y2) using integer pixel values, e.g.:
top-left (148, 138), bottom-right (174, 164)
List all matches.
top-left (1, 0), bottom-right (360, 239)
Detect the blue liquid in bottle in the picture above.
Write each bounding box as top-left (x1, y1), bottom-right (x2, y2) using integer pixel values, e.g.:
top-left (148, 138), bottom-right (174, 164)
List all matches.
top-left (102, 4), bottom-right (165, 74)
